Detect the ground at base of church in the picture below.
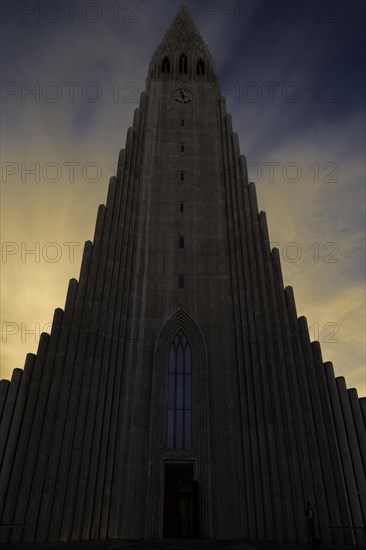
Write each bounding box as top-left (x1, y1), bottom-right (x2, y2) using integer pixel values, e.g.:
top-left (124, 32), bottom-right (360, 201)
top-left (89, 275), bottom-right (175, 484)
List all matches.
top-left (0, 538), bottom-right (359, 550)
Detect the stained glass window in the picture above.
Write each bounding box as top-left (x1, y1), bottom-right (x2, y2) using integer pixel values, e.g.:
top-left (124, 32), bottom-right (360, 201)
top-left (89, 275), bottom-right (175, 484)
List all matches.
top-left (166, 331), bottom-right (192, 448)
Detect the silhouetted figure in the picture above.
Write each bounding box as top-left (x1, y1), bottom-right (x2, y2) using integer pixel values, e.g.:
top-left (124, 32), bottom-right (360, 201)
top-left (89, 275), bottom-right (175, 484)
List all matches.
top-left (306, 501), bottom-right (319, 548)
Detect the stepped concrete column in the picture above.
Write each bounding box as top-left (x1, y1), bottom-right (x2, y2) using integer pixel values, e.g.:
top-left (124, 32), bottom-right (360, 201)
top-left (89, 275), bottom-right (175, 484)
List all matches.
top-left (0, 369), bottom-right (22, 470)
top-left (324, 362), bottom-right (363, 545)
top-left (360, 398), bottom-right (366, 428)
top-left (0, 354), bottom-right (35, 530)
top-left (0, 380), bottom-right (10, 423)
top-left (0, 331), bottom-right (48, 544)
top-left (336, 378), bottom-right (366, 526)
top-left (348, 389), bottom-right (366, 476)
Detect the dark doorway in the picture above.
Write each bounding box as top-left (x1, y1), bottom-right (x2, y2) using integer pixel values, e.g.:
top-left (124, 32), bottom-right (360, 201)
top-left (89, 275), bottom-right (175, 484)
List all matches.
top-left (163, 463), bottom-right (199, 538)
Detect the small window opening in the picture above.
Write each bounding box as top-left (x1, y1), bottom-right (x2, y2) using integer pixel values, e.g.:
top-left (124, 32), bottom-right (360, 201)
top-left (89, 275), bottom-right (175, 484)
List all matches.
top-left (180, 172), bottom-right (185, 182)
top-left (162, 56), bottom-right (170, 74)
top-left (180, 118), bottom-right (185, 127)
top-left (180, 143), bottom-right (185, 153)
top-left (179, 53), bottom-right (188, 74)
top-left (179, 203), bottom-right (184, 213)
top-left (179, 236), bottom-right (185, 249)
top-left (197, 58), bottom-right (205, 76)
top-left (178, 274), bottom-right (184, 289)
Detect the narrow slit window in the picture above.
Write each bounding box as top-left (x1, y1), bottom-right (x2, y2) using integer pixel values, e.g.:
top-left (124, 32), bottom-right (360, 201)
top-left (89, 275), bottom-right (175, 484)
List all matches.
top-left (180, 143), bottom-right (185, 153)
top-left (179, 53), bottom-right (188, 74)
top-left (162, 56), bottom-right (170, 74)
top-left (180, 172), bottom-right (185, 182)
top-left (197, 58), bottom-right (205, 75)
top-left (178, 274), bottom-right (184, 289)
top-left (180, 118), bottom-right (185, 127)
top-left (179, 203), bottom-right (184, 213)
top-left (179, 236), bottom-right (185, 249)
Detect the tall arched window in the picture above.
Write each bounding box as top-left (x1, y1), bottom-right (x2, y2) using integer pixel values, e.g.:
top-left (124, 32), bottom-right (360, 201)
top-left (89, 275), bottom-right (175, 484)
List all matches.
top-left (197, 58), bottom-right (205, 75)
top-left (179, 53), bottom-right (188, 74)
top-left (162, 56), bottom-right (170, 74)
top-left (166, 331), bottom-right (192, 449)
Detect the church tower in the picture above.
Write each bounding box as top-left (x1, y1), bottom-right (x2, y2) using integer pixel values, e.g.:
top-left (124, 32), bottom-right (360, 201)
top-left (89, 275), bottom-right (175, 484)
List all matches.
top-left (1, 7), bottom-right (365, 545)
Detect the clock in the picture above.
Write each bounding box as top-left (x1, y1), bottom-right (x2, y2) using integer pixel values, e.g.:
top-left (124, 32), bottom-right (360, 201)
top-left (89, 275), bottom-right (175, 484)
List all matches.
top-left (174, 89), bottom-right (193, 103)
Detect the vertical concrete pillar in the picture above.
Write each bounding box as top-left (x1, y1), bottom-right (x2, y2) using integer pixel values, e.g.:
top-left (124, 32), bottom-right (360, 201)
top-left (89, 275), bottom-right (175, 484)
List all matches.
top-left (101, 128), bottom-right (137, 538)
top-left (0, 380), bottom-right (10, 423)
top-left (86, 175), bottom-right (127, 540)
top-left (101, 103), bottom-right (147, 541)
top-left (243, 180), bottom-right (280, 542)
top-left (248, 193), bottom-right (290, 543)
top-left (0, 332), bottom-right (49, 543)
top-left (259, 211), bottom-right (299, 543)
top-left (312, 341), bottom-right (353, 544)
top-left (37, 247), bottom-right (91, 542)
top-left (360, 398), bottom-right (366, 429)
top-left (49, 206), bottom-right (106, 542)
top-left (221, 122), bottom-right (253, 539)
top-left (348, 389), bottom-right (366, 476)
top-left (271, 250), bottom-right (310, 543)
top-left (336, 378), bottom-right (366, 526)
top-left (70, 175), bottom-right (120, 540)
top-left (109, 105), bottom-right (150, 539)
top-left (71, 177), bottom-right (117, 541)
top-left (0, 369), bottom-right (22, 469)
top-left (230, 174), bottom-right (266, 540)
top-left (62, 195), bottom-right (115, 540)
top-left (284, 289), bottom-right (319, 537)
top-left (324, 362), bottom-right (364, 545)
top-left (230, 151), bottom-right (259, 541)
top-left (297, 317), bottom-right (331, 544)
top-left (15, 309), bottom-right (63, 543)
top-left (0, 354), bottom-right (35, 535)
top-left (33, 280), bottom-right (77, 542)
top-left (101, 121), bottom-right (143, 538)
top-left (204, 112), bottom-right (247, 538)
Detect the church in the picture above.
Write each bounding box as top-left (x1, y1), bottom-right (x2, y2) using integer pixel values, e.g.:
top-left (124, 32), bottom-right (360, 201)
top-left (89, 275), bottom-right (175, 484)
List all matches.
top-left (0, 6), bottom-right (365, 545)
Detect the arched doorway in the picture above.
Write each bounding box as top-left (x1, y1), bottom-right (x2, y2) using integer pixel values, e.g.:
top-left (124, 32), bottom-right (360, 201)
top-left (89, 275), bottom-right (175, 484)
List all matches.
top-left (144, 309), bottom-right (212, 539)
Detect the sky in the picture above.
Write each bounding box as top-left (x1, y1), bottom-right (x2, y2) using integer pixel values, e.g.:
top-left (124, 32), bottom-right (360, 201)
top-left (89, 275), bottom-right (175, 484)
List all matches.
top-left (1, 0), bottom-right (365, 396)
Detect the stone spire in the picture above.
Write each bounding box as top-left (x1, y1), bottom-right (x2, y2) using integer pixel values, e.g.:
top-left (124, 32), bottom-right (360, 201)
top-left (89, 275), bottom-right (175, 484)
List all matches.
top-left (148, 7), bottom-right (217, 82)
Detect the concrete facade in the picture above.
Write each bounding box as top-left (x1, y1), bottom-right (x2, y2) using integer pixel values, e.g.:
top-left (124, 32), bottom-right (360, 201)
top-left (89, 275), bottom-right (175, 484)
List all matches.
top-left (0, 8), bottom-right (365, 546)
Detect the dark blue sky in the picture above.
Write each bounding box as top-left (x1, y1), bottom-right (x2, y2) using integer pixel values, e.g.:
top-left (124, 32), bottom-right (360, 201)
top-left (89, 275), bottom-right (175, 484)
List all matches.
top-left (2, 1), bottom-right (365, 152)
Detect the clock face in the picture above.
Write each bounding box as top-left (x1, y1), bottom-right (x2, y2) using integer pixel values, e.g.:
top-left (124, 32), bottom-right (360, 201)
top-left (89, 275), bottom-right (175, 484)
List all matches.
top-left (174, 89), bottom-right (193, 103)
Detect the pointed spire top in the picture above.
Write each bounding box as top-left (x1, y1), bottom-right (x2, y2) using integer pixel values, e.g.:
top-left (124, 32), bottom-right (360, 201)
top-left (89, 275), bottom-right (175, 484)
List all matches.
top-left (151, 7), bottom-right (214, 61)
top-left (148, 8), bottom-right (218, 83)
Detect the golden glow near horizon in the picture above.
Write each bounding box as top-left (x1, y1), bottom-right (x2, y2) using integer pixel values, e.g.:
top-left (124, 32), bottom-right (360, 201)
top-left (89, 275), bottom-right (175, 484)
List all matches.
top-left (1, 1), bottom-right (365, 397)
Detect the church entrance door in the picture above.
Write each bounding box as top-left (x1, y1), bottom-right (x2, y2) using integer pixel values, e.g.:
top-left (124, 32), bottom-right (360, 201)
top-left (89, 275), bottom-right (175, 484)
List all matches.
top-left (163, 463), bottom-right (199, 538)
